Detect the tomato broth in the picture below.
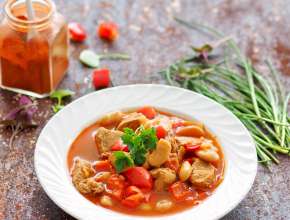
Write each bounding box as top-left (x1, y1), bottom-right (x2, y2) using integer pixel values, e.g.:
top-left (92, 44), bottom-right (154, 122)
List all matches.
top-left (67, 109), bottom-right (225, 216)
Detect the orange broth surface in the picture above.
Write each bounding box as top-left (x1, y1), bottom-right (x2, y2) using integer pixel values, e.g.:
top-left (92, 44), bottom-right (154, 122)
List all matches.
top-left (67, 110), bottom-right (225, 216)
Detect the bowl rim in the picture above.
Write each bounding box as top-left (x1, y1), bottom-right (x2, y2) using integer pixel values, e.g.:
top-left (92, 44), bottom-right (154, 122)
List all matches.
top-left (34, 84), bottom-right (257, 220)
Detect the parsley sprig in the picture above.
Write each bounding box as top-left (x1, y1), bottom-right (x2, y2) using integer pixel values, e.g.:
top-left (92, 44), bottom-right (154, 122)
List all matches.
top-left (113, 151), bottom-right (134, 173)
top-left (121, 127), bottom-right (158, 166)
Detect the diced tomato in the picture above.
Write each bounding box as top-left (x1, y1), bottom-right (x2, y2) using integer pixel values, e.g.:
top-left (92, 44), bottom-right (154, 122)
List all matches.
top-left (111, 140), bottom-right (129, 152)
top-left (169, 181), bottom-right (193, 202)
top-left (121, 193), bottom-right (144, 208)
top-left (98, 22), bottom-right (118, 41)
top-left (164, 157), bottom-right (180, 172)
top-left (92, 69), bottom-right (111, 89)
top-left (172, 121), bottom-right (184, 129)
top-left (156, 125), bottom-right (167, 139)
top-left (106, 174), bottom-right (126, 200)
top-left (123, 167), bottom-right (153, 189)
top-left (124, 186), bottom-right (143, 197)
top-left (185, 144), bottom-right (201, 152)
top-left (68, 22), bottom-right (87, 42)
top-left (137, 106), bottom-right (156, 119)
top-left (93, 160), bottom-right (112, 172)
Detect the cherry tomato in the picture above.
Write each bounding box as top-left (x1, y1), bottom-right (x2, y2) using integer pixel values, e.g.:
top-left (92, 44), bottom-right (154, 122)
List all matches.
top-left (98, 22), bottom-right (118, 41)
top-left (137, 106), bottom-right (156, 119)
top-left (93, 160), bottom-right (112, 172)
top-left (123, 167), bottom-right (153, 189)
top-left (92, 68), bottom-right (110, 89)
top-left (156, 125), bottom-right (167, 139)
top-left (68, 22), bottom-right (87, 42)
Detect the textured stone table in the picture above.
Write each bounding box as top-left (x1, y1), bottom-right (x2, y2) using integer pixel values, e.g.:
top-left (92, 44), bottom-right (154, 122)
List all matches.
top-left (1, 0), bottom-right (289, 219)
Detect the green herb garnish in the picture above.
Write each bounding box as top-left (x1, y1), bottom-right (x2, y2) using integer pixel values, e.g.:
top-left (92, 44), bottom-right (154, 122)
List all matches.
top-left (113, 151), bottom-right (134, 173)
top-left (50, 89), bottom-right (75, 113)
top-left (160, 17), bottom-right (290, 166)
top-left (121, 127), bottom-right (157, 165)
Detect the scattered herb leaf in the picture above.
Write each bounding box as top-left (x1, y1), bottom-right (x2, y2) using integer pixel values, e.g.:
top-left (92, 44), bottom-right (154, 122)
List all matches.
top-left (0, 95), bottom-right (38, 148)
top-left (50, 89), bottom-right (75, 113)
top-left (113, 151), bottom-right (134, 173)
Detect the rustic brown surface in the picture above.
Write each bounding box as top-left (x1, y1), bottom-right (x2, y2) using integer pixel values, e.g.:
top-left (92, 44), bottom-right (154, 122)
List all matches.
top-left (1, 0), bottom-right (290, 219)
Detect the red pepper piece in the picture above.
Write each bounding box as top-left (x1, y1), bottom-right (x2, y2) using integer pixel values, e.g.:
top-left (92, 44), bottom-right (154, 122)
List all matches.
top-left (111, 140), bottom-right (129, 152)
top-left (137, 106), bottom-right (156, 119)
top-left (98, 22), bottom-right (118, 41)
top-left (68, 22), bottom-right (87, 42)
top-left (92, 68), bottom-right (111, 89)
top-left (185, 144), bottom-right (201, 152)
top-left (156, 125), bottom-right (167, 139)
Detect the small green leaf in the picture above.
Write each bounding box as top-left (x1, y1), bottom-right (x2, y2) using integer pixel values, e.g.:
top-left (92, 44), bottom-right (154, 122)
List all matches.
top-left (50, 89), bottom-right (74, 113)
top-left (50, 89), bottom-right (75, 101)
top-left (79, 50), bottom-right (100, 68)
top-left (113, 151), bottom-right (134, 173)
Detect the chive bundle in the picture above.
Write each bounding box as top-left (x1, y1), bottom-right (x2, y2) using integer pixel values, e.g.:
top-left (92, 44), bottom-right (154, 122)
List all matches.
top-left (160, 18), bottom-right (290, 165)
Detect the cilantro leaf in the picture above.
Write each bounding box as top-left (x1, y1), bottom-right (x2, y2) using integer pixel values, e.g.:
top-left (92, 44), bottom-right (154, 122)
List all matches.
top-left (139, 127), bottom-right (158, 150)
top-left (113, 151), bottom-right (134, 173)
top-left (121, 127), bottom-right (157, 166)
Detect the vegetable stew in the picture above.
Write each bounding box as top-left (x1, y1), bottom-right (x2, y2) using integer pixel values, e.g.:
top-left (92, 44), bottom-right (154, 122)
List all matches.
top-left (67, 107), bottom-right (225, 216)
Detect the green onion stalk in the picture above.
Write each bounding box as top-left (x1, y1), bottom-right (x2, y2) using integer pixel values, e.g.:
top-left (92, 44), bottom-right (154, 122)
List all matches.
top-left (160, 17), bottom-right (290, 166)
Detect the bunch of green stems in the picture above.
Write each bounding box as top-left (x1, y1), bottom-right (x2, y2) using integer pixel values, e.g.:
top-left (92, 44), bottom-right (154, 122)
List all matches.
top-left (160, 18), bottom-right (290, 165)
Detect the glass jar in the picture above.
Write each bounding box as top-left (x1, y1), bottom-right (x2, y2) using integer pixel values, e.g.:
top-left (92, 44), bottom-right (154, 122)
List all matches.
top-left (0, 0), bottom-right (69, 98)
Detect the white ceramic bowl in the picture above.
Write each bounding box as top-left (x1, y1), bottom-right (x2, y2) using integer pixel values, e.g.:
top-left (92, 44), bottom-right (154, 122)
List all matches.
top-left (34, 84), bottom-right (257, 220)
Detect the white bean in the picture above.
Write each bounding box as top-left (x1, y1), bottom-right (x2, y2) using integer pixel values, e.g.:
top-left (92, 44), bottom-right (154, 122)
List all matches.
top-left (179, 161), bottom-right (193, 182)
top-left (196, 149), bottom-right (220, 162)
top-left (155, 200), bottom-right (173, 212)
top-left (139, 203), bottom-right (152, 211)
top-left (100, 195), bottom-right (113, 207)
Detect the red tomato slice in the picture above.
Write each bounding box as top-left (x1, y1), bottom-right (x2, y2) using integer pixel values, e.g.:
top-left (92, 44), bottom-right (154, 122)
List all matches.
top-left (156, 125), bottom-right (167, 139)
top-left (98, 22), bottom-right (118, 41)
top-left (68, 22), bottom-right (87, 42)
top-left (137, 106), bottom-right (156, 119)
top-left (123, 167), bottom-right (153, 189)
top-left (92, 69), bottom-right (111, 89)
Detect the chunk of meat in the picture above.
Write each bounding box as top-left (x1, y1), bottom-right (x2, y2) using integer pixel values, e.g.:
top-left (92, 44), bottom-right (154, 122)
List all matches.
top-left (71, 158), bottom-right (104, 194)
top-left (190, 158), bottom-right (216, 188)
top-left (99, 111), bottom-right (125, 126)
top-left (150, 168), bottom-right (176, 191)
top-left (117, 112), bottom-right (147, 131)
top-left (95, 127), bottom-right (123, 153)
